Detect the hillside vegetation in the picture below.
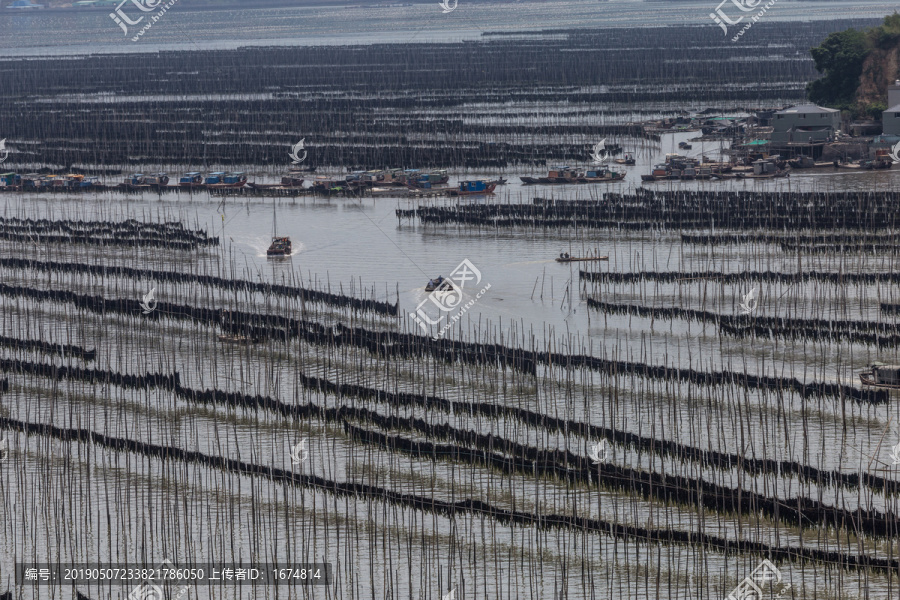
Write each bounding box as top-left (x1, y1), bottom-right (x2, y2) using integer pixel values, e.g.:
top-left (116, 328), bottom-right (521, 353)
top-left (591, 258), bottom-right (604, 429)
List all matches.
top-left (808, 12), bottom-right (900, 117)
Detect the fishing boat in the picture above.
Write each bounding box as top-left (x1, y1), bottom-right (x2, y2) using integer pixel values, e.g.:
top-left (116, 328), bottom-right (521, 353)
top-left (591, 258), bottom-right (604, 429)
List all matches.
top-left (179, 172), bottom-right (204, 188)
top-left (247, 181), bottom-right (278, 190)
top-left (118, 174), bottom-right (150, 191)
top-left (859, 363), bottom-right (900, 389)
top-left (370, 187), bottom-right (401, 197)
top-left (678, 141), bottom-right (692, 150)
top-left (578, 167), bottom-right (625, 183)
top-left (266, 200), bottom-right (292, 257)
top-left (522, 166), bottom-right (623, 185)
top-left (345, 170), bottom-right (387, 188)
top-left (404, 169), bottom-right (450, 188)
top-left (21, 174), bottom-right (45, 190)
top-left (144, 172), bottom-right (170, 187)
top-left (247, 175), bottom-right (306, 190)
top-left (0, 173), bottom-right (21, 190)
top-left (455, 180), bottom-right (496, 195)
top-left (205, 172), bottom-right (247, 188)
top-left (267, 237), bottom-right (292, 256)
top-left (542, 166), bottom-right (580, 184)
top-left (66, 174), bottom-right (104, 190)
top-left (312, 178), bottom-right (346, 195)
top-left (555, 254), bottom-right (609, 262)
top-left (614, 153), bottom-right (635, 165)
top-left (425, 276), bottom-right (454, 292)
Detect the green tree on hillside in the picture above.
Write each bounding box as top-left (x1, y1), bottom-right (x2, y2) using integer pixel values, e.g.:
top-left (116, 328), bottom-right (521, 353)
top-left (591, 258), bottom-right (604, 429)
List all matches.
top-left (806, 28), bottom-right (868, 109)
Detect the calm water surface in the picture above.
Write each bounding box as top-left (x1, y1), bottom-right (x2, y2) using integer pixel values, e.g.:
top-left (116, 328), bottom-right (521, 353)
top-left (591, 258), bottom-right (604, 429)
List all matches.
top-left (0, 0), bottom-right (895, 56)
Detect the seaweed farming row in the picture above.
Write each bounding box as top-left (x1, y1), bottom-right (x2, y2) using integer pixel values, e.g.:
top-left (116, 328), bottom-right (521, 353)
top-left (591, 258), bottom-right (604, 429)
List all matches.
top-left (0, 215), bottom-right (218, 249)
top-left (398, 190), bottom-right (900, 230)
top-left (0, 257), bottom-right (398, 316)
top-left (0, 20), bottom-right (868, 170)
top-left (579, 269), bottom-right (900, 285)
top-left (3, 227), bottom-right (899, 600)
top-left (586, 298), bottom-right (900, 348)
top-left (0, 273), bottom-right (884, 403)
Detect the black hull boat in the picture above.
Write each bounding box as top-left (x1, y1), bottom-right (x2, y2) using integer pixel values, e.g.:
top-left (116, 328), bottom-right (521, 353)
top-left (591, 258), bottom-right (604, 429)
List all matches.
top-left (425, 276), bottom-right (454, 292)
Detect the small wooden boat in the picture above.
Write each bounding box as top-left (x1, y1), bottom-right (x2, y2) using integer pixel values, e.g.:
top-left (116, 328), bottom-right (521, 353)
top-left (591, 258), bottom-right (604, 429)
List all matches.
top-left (555, 255), bottom-right (609, 262)
top-left (859, 363), bottom-right (900, 389)
top-left (614, 153), bottom-right (635, 165)
top-left (425, 276), bottom-right (454, 292)
top-left (678, 142), bottom-right (692, 150)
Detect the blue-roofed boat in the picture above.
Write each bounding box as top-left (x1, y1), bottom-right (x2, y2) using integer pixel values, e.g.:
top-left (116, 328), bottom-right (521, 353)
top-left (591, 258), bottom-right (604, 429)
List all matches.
top-left (179, 172), bottom-right (204, 188)
top-left (0, 173), bottom-right (21, 190)
top-left (206, 172), bottom-right (247, 188)
top-left (455, 180), bottom-right (496, 195)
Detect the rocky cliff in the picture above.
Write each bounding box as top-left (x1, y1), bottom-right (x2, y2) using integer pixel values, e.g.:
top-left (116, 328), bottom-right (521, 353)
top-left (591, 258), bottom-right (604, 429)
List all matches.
top-left (855, 43), bottom-right (900, 111)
